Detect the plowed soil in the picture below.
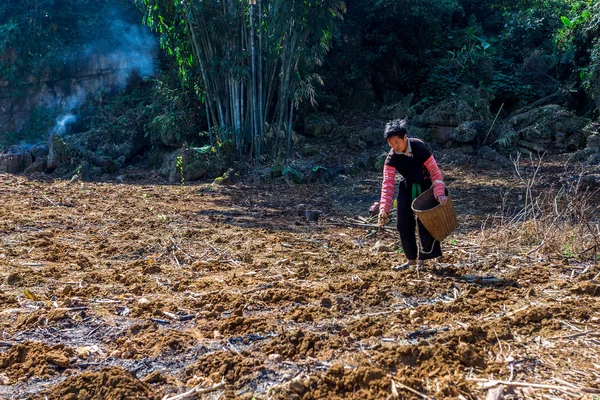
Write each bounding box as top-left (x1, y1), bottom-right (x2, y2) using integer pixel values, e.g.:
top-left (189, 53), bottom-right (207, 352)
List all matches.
top-left (1, 151), bottom-right (599, 399)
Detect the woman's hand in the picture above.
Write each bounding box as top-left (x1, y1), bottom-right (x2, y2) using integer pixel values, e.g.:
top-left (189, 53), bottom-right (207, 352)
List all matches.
top-left (378, 210), bottom-right (389, 227)
top-left (437, 195), bottom-right (447, 205)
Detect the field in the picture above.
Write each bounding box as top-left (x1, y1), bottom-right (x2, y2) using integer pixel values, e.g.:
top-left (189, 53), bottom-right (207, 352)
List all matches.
top-left (0, 151), bottom-right (599, 399)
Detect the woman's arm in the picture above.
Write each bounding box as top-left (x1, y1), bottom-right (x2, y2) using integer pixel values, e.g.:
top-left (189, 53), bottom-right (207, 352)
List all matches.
top-left (423, 155), bottom-right (445, 200)
top-left (380, 164), bottom-right (396, 214)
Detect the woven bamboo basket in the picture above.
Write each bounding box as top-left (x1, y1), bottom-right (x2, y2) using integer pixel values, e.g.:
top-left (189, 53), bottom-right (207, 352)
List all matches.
top-left (411, 187), bottom-right (458, 241)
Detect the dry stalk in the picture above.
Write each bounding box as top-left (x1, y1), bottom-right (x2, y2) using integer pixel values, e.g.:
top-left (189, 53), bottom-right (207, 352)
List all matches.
top-left (162, 381), bottom-right (225, 400)
top-left (477, 154), bottom-right (600, 259)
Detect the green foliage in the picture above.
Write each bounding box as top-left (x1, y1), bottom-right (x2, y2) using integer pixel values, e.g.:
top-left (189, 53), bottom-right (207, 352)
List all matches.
top-left (320, 0), bottom-right (600, 110)
top-left (176, 155), bottom-right (184, 186)
top-left (282, 166), bottom-right (304, 183)
top-left (0, 0), bottom-right (141, 84)
top-left (143, 71), bottom-right (207, 148)
top-left (489, 73), bottom-right (538, 103)
top-left (135, 0), bottom-right (345, 161)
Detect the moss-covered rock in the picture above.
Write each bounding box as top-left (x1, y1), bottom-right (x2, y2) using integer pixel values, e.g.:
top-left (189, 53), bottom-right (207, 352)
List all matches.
top-left (452, 121), bottom-right (487, 143)
top-left (159, 147), bottom-right (229, 183)
top-left (378, 94), bottom-right (417, 120)
top-left (418, 87), bottom-right (492, 127)
top-left (304, 113), bottom-right (338, 137)
top-left (508, 105), bottom-right (590, 151)
top-left (0, 152), bottom-right (32, 173)
top-left (47, 135), bottom-right (72, 171)
top-left (213, 168), bottom-right (239, 185)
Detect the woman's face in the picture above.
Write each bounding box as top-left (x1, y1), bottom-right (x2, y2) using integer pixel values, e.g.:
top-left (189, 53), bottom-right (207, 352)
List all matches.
top-left (388, 135), bottom-right (408, 153)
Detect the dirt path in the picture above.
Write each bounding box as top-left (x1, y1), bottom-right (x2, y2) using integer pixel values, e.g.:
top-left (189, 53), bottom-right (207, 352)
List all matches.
top-left (0, 155), bottom-right (599, 399)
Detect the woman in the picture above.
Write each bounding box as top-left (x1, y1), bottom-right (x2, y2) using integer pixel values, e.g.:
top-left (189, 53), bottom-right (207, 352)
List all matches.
top-left (378, 119), bottom-right (447, 270)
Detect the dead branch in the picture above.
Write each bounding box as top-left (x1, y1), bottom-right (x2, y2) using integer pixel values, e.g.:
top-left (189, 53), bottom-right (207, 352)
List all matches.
top-left (162, 381), bottom-right (225, 400)
top-left (392, 380), bottom-right (432, 399)
top-left (548, 330), bottom-right (600, 340)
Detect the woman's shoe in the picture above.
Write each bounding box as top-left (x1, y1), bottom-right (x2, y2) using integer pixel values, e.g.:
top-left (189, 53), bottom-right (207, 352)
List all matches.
top-left (391, 262), bottom-right (416, 271)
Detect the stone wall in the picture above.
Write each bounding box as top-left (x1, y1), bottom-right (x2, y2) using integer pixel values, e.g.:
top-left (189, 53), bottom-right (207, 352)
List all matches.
top-left (0, 54), bottom-right (153, 133)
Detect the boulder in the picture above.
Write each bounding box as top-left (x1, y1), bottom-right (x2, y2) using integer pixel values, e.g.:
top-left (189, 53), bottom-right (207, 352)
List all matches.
top-left (24, 157), bottom-right (48, 174)
top-left (507, 105), bottom-right (590, 151)
top-left (587, 134), bottom-right (600, 153)
top-left (419, 87), bottom-right (492, 127)
top-left (478, 146), bottom-right (511, 168)
top-left (159, 147), bottom-right (229, 183)
top-left (47, 135), bottom-right (72, 171)
top-left (213, 168), bottom-right (239, 185)
top-left (378, 94), bottom-right (417, 120)
top-left (452, 121), bottom-right (487, 143)
top-left (346, 132), bottom-right (365, 151)
top-left (0, 152), bottom-right (31, 173)
top-left (432, 126), bottom-right (455, 145)
top-left (304, 113), bottom-right (338, 137)
top-left (30, 143), bottom-right (49, 159)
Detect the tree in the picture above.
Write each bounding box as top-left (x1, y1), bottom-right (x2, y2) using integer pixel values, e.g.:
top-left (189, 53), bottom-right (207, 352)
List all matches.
top-left (136, 0), bottom-right (345, 162)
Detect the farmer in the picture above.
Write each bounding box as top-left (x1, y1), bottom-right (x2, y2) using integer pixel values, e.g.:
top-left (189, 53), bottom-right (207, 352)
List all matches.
top-left (377, 119), bottom-right (447, 270)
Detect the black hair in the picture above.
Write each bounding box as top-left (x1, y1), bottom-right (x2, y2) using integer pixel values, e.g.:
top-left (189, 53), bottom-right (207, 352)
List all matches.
top-left (383, 119), bottom-right (408, 140)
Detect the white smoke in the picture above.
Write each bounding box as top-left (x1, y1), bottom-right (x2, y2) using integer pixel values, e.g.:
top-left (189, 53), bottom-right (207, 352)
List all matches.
top-left (52, 114), bottom-right (77, 136)
top-left (48, 17), bottom-right (157, 137)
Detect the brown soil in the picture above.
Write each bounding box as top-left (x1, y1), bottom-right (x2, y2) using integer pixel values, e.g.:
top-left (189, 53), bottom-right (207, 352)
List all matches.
top-left (41, 367), bottom-right (156, 400)
top-left (0, 341), bottom-right (73, 383)
top-left (0, 151), bottom-right (599, 399)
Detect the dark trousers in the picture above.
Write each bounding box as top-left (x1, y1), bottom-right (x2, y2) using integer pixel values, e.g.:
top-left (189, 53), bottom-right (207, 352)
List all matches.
top-left (396, 189), bottom-right (442, 261)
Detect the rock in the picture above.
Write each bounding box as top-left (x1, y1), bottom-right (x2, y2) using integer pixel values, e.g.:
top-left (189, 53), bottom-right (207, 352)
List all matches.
top-left (452, 121), bottom-right (487, 143)
top-left (213, 168), bottom-right (238, 185)
top-left (304, 113), bottom-right (337, 137)
top-left (0, 152), bottom-right (32, 173)
top-left (6, 272), bottom-right (20, 285)
top-left (47, 135), bottom-right (71, 171)
top-left (347, 132), bottom-right (366, 151)
top-left (370, 241), bottom-right (394, 253)
top-left (379, 94), bottom-right (417, 120)
top-left (580, 173), bottom-right (600, 188)
top-left (137, 298), bottom-right (151, 309)
top-left (159, 147), bottom-right (229, 183)
top-left (110, 350), bottom-right (122, 358)
top-left (478, 146), bottom-right (511, 168)
top-left (268, 353), bottom-right (282, 363)
top-left (507, 105), bottom-right (590, 151)
top-left (289, 381), bottom-right (306, 395)
top-left (432, 126), bottom-right (455, 145)
top-left (30, 143), bottom-right (49, 159)
top-left (586, 133), bottom-right (600, 153)
top-left (420, 86), bottom-right (492, 127)
top-left (24, 157), bottom-right (48, 174)
top-left (213, 330), bottom-right (223, 339)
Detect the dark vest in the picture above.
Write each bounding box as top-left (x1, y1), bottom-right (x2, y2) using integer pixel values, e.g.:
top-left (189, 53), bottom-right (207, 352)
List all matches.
top-left (384, 138), bottom-right (432, 191)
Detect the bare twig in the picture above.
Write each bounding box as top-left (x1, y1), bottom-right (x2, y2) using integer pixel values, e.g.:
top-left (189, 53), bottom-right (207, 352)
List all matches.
top-left (392, 380), bottom-right (431, 399)
top-left (548, 330), bottom-right (600, 340)
top-left (162, 381), bottom-right (225, 400)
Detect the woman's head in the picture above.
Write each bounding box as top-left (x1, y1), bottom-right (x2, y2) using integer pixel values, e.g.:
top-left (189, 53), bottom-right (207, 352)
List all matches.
top-left (384, 119), bottom-right (409, 153)
top-left (384, 119), bottom-right (408, 140)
